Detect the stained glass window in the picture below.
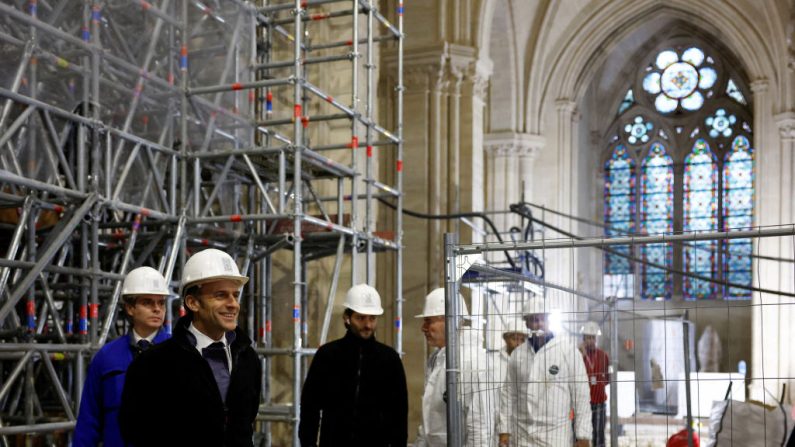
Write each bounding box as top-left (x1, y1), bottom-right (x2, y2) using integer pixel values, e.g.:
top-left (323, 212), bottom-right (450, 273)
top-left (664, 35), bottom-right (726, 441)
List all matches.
top-left (607, 42), bottom-right (753, 301)
top-left (684, 139), bottom-right (718, 299)
top-left (604, 145), bottom-right (635, 274)
top-left (624, 116), bottom-right (653, 144)
top-left (706, 108), bottom-right (736, 138)
top-left (643, 47), bottom-right (717, 113)
top-left (722, 136), bottom-right (753, 299)
top-left (618, 89), bottom-right (634, 115)
top-left (727, 79), bottom-right (746, 104)
top-left (640, 143), bottom-right (673, 300)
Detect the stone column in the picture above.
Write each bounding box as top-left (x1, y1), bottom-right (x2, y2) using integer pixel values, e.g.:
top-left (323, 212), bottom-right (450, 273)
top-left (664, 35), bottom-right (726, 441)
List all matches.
top-left (484, 132), bottom-right (544, 248)
top-left (749, 79), bottom-right (789, 403)
top-left (548, 99), bottom-right (578, 290)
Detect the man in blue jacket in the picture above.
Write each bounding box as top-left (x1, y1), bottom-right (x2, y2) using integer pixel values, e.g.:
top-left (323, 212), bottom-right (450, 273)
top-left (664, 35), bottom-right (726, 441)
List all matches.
top-left (73, 266), bottom-right (170, 447)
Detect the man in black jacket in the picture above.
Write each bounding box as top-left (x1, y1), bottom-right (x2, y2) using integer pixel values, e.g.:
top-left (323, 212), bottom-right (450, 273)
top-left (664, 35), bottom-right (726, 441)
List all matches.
top-left (299, 284), bottom-right (408, 447)
top-left (119, 249), bottom-right (261, 447)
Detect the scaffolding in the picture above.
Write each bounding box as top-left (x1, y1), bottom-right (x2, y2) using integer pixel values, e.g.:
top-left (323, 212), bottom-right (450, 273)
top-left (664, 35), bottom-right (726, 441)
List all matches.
top-left (0, 0), bottom-right (403, 445)
top-left (443, 226), bottom-right (795, 447)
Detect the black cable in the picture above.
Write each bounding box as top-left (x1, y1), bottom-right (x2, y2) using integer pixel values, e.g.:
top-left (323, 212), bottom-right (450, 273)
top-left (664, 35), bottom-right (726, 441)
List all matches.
top-left (509, 203), bottom-right (795, 299)
top-left (377, 197), bottom-right (517, 270)
top-left (515, 201), bottom-right (795, 264)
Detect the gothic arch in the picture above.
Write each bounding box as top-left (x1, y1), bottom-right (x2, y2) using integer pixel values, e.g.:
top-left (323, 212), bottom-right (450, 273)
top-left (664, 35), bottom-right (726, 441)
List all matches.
top-left (528, 1), bottom-right (783, 132)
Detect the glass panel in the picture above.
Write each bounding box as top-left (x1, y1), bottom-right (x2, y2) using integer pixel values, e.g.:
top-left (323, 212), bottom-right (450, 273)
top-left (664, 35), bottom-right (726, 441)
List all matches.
top-left (661, 62), bottom-right (699, 99)
top-left (698, 67), bottom-right (717, 89)
top-left (722, 136), bottom-right (754, 299)
top-left (640, 143), bottom-right (673, 300)
top-left (706, 108), bottom-right (736, 138)
top-left (681, 91), bottom-right (705, 111)
top-left (618, 89), bottom-right (634, 115)
top-left (624, 116), bottom-right (654, 144)
top-left (655, 94), bottom-right (678, 113)
top-left (682, 47), bottom-right (705, 66)
top-left (655, 50), bottom-right (678, 70)
top-left (604, 145), bottom-right (635, 274)
top-left (643, 73), bottom-right (661, 94)
top-left (684, 139), bottom-right (718, 299)
top-left (727, 79), bottom-right (747, 104)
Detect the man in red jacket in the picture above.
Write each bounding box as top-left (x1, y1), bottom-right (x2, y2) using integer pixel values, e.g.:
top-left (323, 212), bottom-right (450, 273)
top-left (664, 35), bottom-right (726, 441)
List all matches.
top-left (580, 321), bottom-right (610, 447)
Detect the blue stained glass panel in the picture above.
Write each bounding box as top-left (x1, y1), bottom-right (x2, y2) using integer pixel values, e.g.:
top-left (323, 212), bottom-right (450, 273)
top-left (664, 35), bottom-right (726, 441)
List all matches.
top-left (684, 139), bottom-right (718, 299)
top-left (618, 89), bottom-right (634, 115)
top-left (640, 143), bottom-right (673, 300)
top-left (723, 136), bottom-right (754, 299)
top-left (604, 145), bottom-right (635, 274)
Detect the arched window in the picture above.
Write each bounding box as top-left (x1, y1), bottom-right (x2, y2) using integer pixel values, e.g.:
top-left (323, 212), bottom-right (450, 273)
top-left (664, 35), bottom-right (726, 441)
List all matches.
top-left (683, 139), bottom-right (718, 299)
top-left (640, 143), bottom-right (674, 300)
top-left (602, 43), bottom-right (753, 300)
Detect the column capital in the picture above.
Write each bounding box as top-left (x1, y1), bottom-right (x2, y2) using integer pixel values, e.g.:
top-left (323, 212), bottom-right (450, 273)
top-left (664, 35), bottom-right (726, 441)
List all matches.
top-left (750, 78), bottom-right (769, 93)
top-left (484, 132), bottom-right (545, 159)
top-left (555, 98), bottom-right (577, 114)
top-left (774, 111), bottom-right (795, 141)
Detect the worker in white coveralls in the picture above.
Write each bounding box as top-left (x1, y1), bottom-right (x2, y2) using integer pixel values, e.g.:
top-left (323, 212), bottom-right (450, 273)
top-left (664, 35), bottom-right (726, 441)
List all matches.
top-left (496, 317), bottom-right (528, 382)
top-left (415, 288), bottom-right (493, 447)
top-left (497, 297), bottom-right (592, 447)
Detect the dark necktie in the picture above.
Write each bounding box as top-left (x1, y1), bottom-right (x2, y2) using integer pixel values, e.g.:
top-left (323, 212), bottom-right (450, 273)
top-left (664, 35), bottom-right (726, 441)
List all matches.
top-left (132, 339), bottom-right (152, 359)
top-left (202, 342), bottom-right (230, 402)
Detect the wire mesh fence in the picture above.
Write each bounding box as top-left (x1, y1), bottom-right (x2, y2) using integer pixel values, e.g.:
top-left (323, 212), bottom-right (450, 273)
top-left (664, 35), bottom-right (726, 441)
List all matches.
top-left (442, 229), bottom-right (795, 447)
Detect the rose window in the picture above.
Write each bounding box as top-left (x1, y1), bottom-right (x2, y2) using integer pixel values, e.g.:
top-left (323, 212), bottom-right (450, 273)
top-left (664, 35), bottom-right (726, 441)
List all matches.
top-left (706, 108), bottom-right (736, 138)
top-left (624, 116), bottom-right (653, 144)
top-left (642, 47), bottom-right (717, 114)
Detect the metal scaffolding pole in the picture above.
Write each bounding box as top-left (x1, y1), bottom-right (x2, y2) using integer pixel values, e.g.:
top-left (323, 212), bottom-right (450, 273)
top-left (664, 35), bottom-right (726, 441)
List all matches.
top-left (0, 1), bottom-right (403, 443)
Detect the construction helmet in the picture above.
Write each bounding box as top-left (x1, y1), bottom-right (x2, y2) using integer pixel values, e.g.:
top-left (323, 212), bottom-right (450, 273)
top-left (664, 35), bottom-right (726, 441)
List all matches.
top-left (666, 429), bottom-right (700, 447)
top-left (181, 249), bottom-right (249, 292)
top-left (122, 266), bottom-right (170, 296)
top-left (415, 288), bottom-right (469, 318)
top-left (343, 284), bottom-right (384, 315)
top-left (502, 317), bottom-right (528, 335)
top-left (521, 296), bottom-right (554, 316)
top-left (580, 321), bottom-right (602, 336)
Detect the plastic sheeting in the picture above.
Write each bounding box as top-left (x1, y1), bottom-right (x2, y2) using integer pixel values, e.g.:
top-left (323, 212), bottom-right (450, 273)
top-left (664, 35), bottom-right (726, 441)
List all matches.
top-left (706, 399), bottom-right (794, 447)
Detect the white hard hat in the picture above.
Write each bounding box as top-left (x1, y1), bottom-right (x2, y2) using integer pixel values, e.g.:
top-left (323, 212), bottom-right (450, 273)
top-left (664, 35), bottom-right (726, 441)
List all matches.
top-left (502, 317), bottom-right (527, 335)
top-left (122, 266), bottom-right (170, 296)
top-left (415, 288), bottom-right (469, 318)
top-left (522, 296), bottom-right (554, 316)
top-left (343, 284), bottom-right (384, 315)
top-left (580, 321), bottom-right (602, 336)
top-left (181, 249), bottom-right (249, 292)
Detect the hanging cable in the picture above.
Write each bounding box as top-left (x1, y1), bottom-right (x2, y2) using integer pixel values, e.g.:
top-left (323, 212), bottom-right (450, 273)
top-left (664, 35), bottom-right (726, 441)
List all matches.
top-left (509, 203), bottom-right (795, 299)
top-left (514, 200), bottom-right (795, 264)
top-left (377, 197), bottom-right (517, 270)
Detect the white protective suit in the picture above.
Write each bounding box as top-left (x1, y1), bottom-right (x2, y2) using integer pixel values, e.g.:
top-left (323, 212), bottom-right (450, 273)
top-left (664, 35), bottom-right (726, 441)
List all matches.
top-left (417, 328), bottom-right (494, 447)
top-left (497, 335), bottom-right (592, 447)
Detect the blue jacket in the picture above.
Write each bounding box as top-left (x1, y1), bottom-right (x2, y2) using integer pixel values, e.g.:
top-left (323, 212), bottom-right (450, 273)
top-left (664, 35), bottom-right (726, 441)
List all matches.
top-left (73, 329), bottom-right (169, 447)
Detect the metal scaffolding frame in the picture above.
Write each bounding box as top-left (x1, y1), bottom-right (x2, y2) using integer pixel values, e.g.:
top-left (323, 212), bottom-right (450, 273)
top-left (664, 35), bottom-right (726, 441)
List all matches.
top-left (0, 0), bottom-right (403, 445)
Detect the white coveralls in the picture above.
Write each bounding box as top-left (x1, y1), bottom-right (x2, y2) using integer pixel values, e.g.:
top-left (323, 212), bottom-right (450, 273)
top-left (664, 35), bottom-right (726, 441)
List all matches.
top-left (417, 328), bottom-right (494, 447)
top-left (497, 336), bottom-right (592, 447)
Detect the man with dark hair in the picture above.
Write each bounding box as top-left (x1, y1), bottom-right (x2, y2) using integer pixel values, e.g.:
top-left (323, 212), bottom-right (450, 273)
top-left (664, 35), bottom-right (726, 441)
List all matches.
top-left (119, 249), bottom-right (261, 447)
top-left (299, 284), bottom-right (408, 447)
top-left (73, 267), bottom-right (170, 447)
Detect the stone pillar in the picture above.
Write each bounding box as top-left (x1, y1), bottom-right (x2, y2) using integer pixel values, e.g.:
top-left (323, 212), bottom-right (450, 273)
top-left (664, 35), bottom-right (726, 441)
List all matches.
top-left (549, 99), bottom-right (578, 290)
top-left (484, 132), bottom-right (544, 251)
top-left (398, 43), bottom-right (491, 438)
top-left (749, 79), bottom-right (792, 403)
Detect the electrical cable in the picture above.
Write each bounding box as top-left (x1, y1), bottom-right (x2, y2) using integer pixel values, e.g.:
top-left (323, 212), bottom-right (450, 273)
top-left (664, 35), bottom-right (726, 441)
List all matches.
top-left (514, 200), bottom-right (795, 264)
top-left (376, 197), bottom-right (517, 270)
top-left (509, 203), bottom-right (795, 299)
